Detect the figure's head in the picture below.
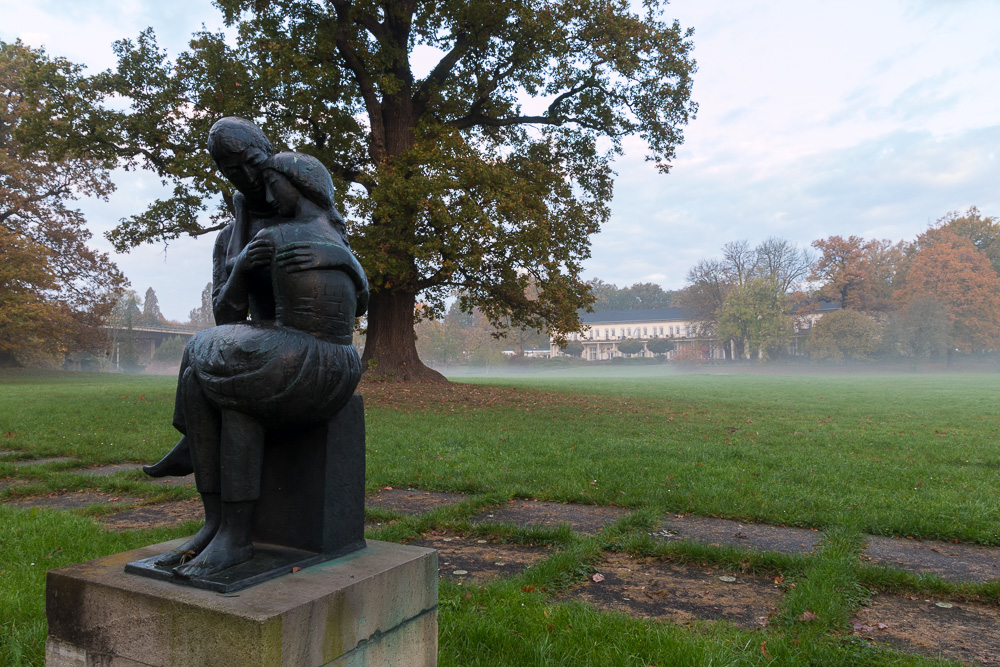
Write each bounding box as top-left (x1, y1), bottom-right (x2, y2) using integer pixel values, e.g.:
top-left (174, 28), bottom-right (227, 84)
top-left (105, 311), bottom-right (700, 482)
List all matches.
top-left (261, 152), bottom-right (347, 236)
top-left (208, 117), bottom-right (274, 200)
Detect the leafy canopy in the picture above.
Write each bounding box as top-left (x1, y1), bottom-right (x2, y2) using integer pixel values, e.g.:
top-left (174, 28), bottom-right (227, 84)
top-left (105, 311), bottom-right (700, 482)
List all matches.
top-left (81, 0), bottom-right (696, 345)
top-left (0, 41), bottom-right (125, 363)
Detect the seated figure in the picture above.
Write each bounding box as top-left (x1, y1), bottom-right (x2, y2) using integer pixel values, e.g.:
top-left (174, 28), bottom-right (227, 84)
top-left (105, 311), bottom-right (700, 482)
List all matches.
top-left (157, 151), bottom-right (368, 578)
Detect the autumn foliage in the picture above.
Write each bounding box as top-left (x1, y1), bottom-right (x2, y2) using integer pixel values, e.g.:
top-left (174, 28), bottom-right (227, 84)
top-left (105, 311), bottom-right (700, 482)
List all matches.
top-left (894, 228), bottom-right (1000, 353)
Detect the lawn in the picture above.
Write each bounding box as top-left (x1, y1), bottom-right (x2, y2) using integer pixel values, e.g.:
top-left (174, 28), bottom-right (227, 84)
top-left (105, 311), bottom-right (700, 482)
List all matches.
top-left (3, 368), bottom-right (995, 665)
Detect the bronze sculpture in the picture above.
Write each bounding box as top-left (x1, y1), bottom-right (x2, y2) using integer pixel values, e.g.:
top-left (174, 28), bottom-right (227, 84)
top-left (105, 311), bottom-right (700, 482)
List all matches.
top-left (133, 119), bottom-right (368, 584)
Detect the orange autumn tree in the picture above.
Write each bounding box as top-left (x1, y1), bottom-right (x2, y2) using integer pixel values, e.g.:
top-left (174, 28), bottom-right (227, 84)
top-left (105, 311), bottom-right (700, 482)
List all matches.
top-left (810, 235), bottom-right (903, 313)
top-left (894, 228), bottom-right (1000, 353)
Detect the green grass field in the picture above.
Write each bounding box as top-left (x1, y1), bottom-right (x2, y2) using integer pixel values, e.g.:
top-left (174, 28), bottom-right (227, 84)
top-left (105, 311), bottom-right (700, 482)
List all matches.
top-left (4, 369), bottom-right (996, 665)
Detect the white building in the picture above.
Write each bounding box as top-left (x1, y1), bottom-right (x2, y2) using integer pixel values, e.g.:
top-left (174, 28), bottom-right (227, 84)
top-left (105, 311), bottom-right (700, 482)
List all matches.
top-left (551, 301), bottom-right (841, 361)
top-left (550, 307), bottom-right (723, 361)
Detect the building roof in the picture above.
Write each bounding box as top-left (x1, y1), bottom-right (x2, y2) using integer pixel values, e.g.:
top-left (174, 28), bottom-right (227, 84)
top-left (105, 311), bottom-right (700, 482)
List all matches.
top-left (580, 307), bottom-right (698, 325)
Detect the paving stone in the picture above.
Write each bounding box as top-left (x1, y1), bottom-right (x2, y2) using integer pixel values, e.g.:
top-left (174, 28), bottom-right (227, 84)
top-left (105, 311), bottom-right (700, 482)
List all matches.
top-left (655, 515), bottom-right (821, 555)
top-left (471, 500), bottom-right (627, 535)
top-left (12, 457), bottom-right (76, 467)
top-left (565, 552), bottom-right (784, 628)
top-left (863, 535), bottom-right (1000, 583)
top-left (73, 463), bottom-right (143, 477)
top-left (366, 488), bottom-right (466, 515)
top-left (101, 500), bottom-right (204, 532)
top-left (6, 490), bottom-right (140, 511)
top-left (852, 593), bottom-right (1000, 665)
top-left (411, 533), bottom-right (550, 583)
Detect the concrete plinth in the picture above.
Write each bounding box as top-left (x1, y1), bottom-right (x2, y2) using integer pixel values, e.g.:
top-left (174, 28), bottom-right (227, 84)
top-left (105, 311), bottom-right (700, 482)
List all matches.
top-left (46, 539), bottom-right (437, 667)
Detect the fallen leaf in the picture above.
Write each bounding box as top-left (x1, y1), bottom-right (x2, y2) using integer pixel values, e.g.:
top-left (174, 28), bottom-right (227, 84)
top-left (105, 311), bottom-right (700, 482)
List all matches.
top-left (760, 641), bottom-right (771, 661)
top-left (592, 573), bottom-right (605, 583)
top-left (797, 610), bottom-right (818, 622)
top-left (291, 567), bottom-right (302, 573)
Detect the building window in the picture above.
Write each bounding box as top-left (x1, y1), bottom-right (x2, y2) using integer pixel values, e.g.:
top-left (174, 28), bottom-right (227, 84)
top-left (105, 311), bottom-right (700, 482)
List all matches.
top-left (642, 327), bottom-right (647, 336)
top-left (669, 326), bottom-right (674, 336)
top-left (611, 329), bottom-right (615, 337)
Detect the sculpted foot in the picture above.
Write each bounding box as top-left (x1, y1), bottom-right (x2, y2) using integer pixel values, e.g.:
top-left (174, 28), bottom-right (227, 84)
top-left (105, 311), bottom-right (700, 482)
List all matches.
top-left (172, 500), bottom-right (255, 578)
top-left (155, 492), bottom-right (221, 567)
top-left (143, 437), bottom-right (195, 477)
top-left (172, 534), bottom-right (253, 578)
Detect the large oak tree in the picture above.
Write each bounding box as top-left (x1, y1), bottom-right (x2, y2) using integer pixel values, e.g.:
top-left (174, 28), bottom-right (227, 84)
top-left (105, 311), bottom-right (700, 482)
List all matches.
top-left (77, 0), bottom-right (697, 381)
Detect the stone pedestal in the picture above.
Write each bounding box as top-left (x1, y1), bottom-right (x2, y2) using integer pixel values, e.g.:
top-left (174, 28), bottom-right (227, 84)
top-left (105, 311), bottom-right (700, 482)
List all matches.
top-left (46, 538), bottom-right (437, 667)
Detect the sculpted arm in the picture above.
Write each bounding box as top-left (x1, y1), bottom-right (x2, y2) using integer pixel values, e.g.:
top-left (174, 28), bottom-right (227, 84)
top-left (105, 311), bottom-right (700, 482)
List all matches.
top-left (212, 225), bottom-right (274, 324)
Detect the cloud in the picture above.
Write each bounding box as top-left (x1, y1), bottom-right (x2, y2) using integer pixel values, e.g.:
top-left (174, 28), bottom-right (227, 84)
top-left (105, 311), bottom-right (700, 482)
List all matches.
top-left (587, 124), bottom-right (1000, 290)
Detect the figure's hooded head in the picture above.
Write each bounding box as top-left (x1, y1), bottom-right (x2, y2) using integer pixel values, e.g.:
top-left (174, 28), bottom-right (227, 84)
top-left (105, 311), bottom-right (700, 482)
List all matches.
top-left (208, 117), bottom-right (274, 201)
top-left (262, 152), bottom-right (348, 238)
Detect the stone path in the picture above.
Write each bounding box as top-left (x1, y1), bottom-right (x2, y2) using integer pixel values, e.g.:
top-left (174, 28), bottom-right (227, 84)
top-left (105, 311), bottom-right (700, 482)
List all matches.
top-left (864, 535), bottom-right (1000, 583)
top-left (656, 514), bottom-right (822, 555)
top-left (7, 490), bottom-right (140, 511)
top-left (5, 478), bottom-right (1000, 665)
top-left (471, 500), bottom-right (628, 535)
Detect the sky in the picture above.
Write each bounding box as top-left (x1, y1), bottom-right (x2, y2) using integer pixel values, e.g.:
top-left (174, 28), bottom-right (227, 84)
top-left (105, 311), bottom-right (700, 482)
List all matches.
top-left (3, 0), bottom-right (999, 321)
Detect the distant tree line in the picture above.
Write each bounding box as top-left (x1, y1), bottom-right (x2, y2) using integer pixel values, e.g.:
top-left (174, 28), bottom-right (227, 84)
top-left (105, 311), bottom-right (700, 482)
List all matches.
top-left (678, 207), bottom-right (1000, 364)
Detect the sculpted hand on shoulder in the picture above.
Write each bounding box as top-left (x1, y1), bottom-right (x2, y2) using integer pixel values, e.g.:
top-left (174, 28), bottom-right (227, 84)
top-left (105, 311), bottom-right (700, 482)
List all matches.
top-left (274, 241), bottom-right (353, 273)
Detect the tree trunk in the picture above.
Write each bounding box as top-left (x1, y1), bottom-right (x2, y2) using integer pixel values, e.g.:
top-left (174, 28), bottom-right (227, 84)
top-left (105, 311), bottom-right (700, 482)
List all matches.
top-left (360, 290), bottom-right (446, 383)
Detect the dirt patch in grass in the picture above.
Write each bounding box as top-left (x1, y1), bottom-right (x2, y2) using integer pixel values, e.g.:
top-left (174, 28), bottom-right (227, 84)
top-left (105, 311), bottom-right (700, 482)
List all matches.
top-left (863, 535), bottom-right (1000, 583)
top-left (358, 381), bottom-right (550, 413)
top-left (357, 380), bottom-right (657, 416)
top-left (5, 489), bottom-right (140, 511)
top-left (367, 488), bottom-right (467, 515)
top-left (656, 515), bottom-right (822, 555)
top-left (564, 552), bottom-right (784, 628)
top-left (852, 593), bottom-right (1000, 665)
top-left (472, 500), bottom-right (627, 535)
top-left (101, 499), bottom-right (204, 531)
top-left (411, 532), bottom-right (551, 583)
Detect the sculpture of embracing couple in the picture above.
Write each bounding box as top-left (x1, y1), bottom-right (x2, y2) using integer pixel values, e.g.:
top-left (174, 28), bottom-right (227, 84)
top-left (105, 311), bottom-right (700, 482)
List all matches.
top-left (146, 117), bottom-right (368, 578)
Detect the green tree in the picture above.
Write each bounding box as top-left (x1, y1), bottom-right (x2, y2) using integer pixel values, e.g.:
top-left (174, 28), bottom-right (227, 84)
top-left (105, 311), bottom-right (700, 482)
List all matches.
top-left (716, 277), bottom-right (790, 361)
top-left (152, 335), bottom-right (186, 365)
top-left (616, 338), bottom-right (645, 356)
top-left (589, 279), bottom-right (674, 311)
top-left (562, 341), bottom-right (584, 357)
top-left (0, 41), bottom-right (126, 365)
top-left (684, 238), bottom-right (810, 360)
top-left (76, 1), bottom-right (696, 381)
top-left (645, 338), bottom-right (675, 355)
top-left (141, 287), bottom-right (165, 326)
top-left (188, 282), bottom-right (215, 329)
top-left (806, 309), bottom-right (883, 362)
top-left (883, 297), bottom-right (953, 360)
